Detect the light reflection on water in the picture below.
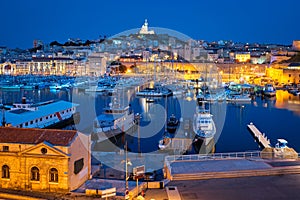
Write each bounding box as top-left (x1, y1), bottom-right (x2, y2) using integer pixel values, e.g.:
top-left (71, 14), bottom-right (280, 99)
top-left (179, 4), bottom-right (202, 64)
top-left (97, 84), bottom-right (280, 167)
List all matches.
top-left (1, 88), bottom-right (300, 153)
top-left (274, 90), bottom-right (300, 116)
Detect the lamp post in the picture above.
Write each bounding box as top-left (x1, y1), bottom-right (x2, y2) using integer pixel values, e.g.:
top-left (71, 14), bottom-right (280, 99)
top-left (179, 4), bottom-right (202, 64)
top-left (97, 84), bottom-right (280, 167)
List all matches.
top-left (123, 141), bottom-right (132, 200)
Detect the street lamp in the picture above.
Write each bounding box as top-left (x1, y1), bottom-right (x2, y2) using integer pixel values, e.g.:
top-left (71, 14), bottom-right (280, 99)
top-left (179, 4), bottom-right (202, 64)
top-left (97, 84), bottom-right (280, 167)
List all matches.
top-left (121, 141), bottom-right (132, 200)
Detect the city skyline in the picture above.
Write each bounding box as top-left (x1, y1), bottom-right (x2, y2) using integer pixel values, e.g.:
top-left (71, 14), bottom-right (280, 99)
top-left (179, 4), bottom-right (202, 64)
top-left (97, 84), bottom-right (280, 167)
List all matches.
top-left (1, 0), bottom-right (300, 49)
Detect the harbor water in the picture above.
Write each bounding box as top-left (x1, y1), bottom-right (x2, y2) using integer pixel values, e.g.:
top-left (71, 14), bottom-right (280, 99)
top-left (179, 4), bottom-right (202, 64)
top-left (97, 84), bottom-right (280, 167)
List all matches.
top-left (0, 87), bottom-right (299, 153)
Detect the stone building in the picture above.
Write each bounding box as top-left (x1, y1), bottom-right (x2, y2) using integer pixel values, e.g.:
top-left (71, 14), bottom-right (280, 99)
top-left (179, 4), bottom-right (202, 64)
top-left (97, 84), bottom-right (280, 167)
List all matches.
top-left (266, 63), bottom-right (300, 84)
top-left (0, 127), bottom-right (91, 192)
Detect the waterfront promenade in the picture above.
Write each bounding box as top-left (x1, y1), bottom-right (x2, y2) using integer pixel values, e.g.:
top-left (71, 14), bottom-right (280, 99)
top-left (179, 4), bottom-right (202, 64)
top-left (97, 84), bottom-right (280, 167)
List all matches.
top-left (0, 152), bottom-right (300, 199)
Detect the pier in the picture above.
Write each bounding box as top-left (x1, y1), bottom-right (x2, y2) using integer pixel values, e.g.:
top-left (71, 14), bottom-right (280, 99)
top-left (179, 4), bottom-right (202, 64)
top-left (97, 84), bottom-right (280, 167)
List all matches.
top-left (247, 122), bottom-right (271, 148)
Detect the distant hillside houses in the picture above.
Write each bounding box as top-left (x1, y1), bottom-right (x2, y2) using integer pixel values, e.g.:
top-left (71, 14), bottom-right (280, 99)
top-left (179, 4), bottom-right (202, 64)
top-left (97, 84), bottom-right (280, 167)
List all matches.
top-left (0, 30), bottom-right (299, 76)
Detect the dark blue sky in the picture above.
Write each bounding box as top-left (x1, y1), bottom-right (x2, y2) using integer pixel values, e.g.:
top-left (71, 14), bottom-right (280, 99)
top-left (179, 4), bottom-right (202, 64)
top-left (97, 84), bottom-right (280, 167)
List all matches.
top-left (1, 0), bottom-right (300, 49)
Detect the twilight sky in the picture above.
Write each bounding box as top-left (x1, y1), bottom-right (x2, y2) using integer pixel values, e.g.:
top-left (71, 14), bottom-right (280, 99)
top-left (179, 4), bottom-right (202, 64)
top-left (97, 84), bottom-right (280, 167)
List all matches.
top-left (1, 0), bottom-right (299, 49)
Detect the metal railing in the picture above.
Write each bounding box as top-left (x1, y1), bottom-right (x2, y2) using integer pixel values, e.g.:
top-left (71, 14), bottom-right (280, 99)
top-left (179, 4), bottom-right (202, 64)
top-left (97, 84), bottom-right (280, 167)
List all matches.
top-left (165, 151), bottom-right (262, 164)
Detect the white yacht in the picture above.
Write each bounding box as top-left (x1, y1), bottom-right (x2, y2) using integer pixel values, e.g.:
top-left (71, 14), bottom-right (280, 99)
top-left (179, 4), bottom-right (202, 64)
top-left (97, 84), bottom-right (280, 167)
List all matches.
top-left (193, 105), bottom-right (216, 146)
top-left (93, 98), bottom-right (136, 142)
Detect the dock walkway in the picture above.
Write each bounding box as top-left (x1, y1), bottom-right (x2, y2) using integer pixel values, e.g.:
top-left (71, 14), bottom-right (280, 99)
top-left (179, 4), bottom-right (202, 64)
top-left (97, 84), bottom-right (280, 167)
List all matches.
top-left (247, 122), bottom-right (271, 148)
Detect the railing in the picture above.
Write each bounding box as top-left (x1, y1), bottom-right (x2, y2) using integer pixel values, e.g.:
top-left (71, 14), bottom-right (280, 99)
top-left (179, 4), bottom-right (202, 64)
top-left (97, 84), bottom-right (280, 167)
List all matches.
top-left (165, 151), bottom-right (262, 164)
top-left (164, 151), bottom-right (263, 180)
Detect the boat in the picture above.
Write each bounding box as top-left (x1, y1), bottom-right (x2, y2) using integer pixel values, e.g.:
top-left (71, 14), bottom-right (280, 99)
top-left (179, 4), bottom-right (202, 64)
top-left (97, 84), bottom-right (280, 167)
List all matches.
top-left (0, 84), bottom-right (24, 91)
top-left (166, 114), bottom-right (179, 133)
top-left (288, 87), bottom-right (300, 96)
top-left (226, 94), bottom-right (252, 102)
top-left (192, 103), bottom-right (216, 146)
top-left (93, 98), bottom-right (136, 142)
top-left (262, 84), bottom-right (276, 97)
top-left (136, 83), bottom-right (172, 97)
top-left (49, 84), bottom-right (62, 90)
top-left (158, 133), bottom-right (172, 150)
top-left (22, 85), bottom-right (35, 90)
top-left (0, 97), bottom-right (78, 129)
top-left (275, 139), bottom-right (288, 148)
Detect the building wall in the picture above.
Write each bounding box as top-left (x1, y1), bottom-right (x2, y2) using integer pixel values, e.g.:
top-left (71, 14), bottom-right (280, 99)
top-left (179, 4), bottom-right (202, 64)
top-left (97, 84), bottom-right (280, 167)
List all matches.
top-left (292, 40), bottom-right (300, 51)
top-left (87, 52), bottom-right (107, 76)
top-left (0, 62), bottom-right (16, 75)
top-left (282, 69), bottom-right (300, 84)
top-left (266, 67), bottom-right (300, 84)
top-left (0, 132), bottom-right (91, 192)
top-left (68, 133), bottom-right (91, 191)
top-left (0, 146), bottom-right (69, 192)
top-left (235, 52), bottom-right (251, 63)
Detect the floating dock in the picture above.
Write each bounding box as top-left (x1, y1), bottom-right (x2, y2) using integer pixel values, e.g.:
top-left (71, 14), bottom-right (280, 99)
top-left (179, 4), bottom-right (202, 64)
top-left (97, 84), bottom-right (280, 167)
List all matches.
top-left (247, 122), bottom-right (271, 148)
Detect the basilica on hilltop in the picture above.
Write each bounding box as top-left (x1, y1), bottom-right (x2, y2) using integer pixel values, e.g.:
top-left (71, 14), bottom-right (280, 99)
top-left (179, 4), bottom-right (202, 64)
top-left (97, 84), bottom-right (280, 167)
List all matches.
top-left (139, 19), bottom-right (155, 34)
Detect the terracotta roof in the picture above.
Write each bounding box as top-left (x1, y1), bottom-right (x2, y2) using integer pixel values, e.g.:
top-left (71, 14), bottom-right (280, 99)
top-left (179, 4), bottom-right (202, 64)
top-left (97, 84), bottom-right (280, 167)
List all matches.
top-left (0, 127), bottom-right (77, 146)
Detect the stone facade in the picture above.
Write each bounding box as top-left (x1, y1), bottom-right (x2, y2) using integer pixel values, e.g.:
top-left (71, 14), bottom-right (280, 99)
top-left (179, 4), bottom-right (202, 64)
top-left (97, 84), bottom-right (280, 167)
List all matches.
top-left (266, 65), bottom-right (300, 84)
top-left (0, 128), bottom-right (91, 192)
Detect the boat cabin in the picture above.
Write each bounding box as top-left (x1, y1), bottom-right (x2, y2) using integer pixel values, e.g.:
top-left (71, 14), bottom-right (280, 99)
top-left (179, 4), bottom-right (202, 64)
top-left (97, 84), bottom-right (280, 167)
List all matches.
top-left (275, 139), bottom-right (288, 148)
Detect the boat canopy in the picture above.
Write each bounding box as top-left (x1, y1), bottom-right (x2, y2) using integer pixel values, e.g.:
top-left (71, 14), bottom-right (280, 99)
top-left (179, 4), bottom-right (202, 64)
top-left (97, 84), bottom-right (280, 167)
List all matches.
top-left (277, 138), bottom-right (288, 144)
top-left (275, 138), bottom-right (288, 148)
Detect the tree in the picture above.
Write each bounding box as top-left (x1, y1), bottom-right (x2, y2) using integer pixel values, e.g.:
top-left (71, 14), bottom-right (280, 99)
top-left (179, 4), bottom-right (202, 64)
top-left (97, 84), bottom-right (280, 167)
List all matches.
top-left (119, 64), bottom-right (127, 73)
top-left (50, 41), bottom-right (62, 46)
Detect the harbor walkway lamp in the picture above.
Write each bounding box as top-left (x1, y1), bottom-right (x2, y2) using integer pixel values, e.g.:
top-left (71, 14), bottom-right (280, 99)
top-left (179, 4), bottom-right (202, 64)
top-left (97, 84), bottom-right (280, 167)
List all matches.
top-left (121, 141), bottom-right (132, 199)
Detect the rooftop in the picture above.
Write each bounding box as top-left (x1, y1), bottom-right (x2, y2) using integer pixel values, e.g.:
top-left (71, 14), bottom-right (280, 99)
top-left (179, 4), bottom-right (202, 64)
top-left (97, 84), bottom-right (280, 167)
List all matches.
top-left (0, 127), bottom-right (77, 146)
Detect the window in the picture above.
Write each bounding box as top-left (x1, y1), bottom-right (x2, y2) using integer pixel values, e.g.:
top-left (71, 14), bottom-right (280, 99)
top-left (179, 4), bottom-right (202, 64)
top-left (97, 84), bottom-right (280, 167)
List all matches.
top-left (2, 146), bottom-right (9, 152)
top-left (74, 158), bottom-right (84, 174)
top-left (31, 167), bottom-right (40, 181)
top-left (2, 165), bottom-right (10, 179)
top-left (49, 168), bottom-right (58, 182)
top-left (41, 148), bottom-right (47, 154)
top-left (289, 74), bottom-right (291, 77)
top-left (30, 121), bottom-right (33, 125)
top-left (25, 122), bottom-right (28, 126)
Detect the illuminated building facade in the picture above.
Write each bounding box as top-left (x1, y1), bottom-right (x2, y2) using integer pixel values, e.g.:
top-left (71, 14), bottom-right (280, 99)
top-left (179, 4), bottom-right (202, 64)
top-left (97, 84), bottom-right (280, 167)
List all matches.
top-left (235, 52), bottom-right (251, 63)
top-left (266, 64), bottom-right (300, 84)
top-left (0, 127), bottom-right (91, 192)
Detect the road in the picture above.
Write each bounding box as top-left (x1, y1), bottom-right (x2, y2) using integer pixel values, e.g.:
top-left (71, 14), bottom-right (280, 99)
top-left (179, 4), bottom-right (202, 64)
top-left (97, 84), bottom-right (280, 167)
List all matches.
top-left (167, 174), bottom-right (300, 200)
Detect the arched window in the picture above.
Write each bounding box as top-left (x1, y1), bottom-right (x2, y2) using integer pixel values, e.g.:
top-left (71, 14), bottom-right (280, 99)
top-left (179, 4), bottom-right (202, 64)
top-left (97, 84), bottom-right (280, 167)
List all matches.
top-left (31, 167), bottom-right (40, 181)
top-left (49, 168), bottom-right (58, 182)
top-left (2, 165), bottom-right (10, 179)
